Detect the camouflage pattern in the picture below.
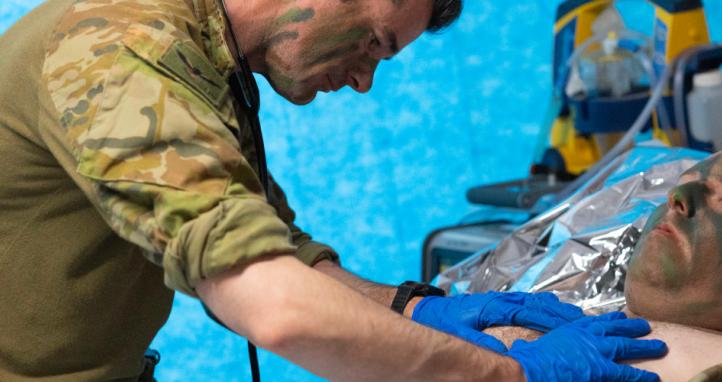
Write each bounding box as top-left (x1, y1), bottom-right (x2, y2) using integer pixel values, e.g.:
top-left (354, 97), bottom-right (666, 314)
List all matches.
top-left (690, 364), bottom-right (722, 382)
top-left (41, 0), bottom-right (337, 295)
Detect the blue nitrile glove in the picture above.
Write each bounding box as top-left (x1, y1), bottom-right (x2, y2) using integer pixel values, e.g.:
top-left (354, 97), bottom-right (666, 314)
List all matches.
top-left (411, 291), bottom-right (584, 352)
top-left (507, 312), bottom-right (668, 382)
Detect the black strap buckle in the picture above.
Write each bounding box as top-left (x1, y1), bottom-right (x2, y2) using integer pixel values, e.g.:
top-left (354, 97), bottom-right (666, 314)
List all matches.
top-left (390, 281), bottom-right (446, 314)
top-left (137, 349), bottom-right (160, 382)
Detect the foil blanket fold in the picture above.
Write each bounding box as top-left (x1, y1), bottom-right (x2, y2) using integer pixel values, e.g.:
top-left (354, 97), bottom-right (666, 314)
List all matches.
top-left (436, 144), bottom-right (708, 313)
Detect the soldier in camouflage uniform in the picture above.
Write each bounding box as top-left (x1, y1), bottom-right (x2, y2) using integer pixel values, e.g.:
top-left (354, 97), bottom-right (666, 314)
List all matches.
top-left (0, 0), bottom-right (669, 380)
top-left (0, 0), bottom-right (338, 379)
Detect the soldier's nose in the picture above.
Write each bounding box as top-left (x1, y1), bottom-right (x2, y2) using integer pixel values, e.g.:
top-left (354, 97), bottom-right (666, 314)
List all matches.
top-left (348, 69), bottom-right (374, 94)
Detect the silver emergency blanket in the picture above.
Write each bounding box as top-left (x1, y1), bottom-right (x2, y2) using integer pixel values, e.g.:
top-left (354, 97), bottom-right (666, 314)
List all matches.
top-left (436, 144), bottom-right (709, 313)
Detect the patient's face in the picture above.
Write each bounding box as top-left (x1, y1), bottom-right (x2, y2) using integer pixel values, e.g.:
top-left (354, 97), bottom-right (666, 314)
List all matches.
top-left (626, 153), bottom-right (722, 331)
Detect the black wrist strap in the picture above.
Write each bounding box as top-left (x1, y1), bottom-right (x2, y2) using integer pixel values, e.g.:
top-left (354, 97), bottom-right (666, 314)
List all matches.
top-left (390, 281), bottom-right (446, 315)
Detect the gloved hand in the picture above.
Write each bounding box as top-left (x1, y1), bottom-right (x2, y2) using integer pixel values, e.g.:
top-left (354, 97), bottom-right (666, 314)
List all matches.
top-left (411, 291), bottom-right (584, 352)
top-left (507, 312), bottom-right (667, 382)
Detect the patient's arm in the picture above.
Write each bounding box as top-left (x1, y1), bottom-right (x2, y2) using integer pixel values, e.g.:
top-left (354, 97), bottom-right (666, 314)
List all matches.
top-left (483, 321), bottom-right (722, 381)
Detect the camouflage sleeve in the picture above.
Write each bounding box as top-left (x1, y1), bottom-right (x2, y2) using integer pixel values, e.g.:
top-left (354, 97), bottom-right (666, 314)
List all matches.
top-left (42, 12), bottom-right (297, 295)
top-left (267, 174), bottom-right (340, 266)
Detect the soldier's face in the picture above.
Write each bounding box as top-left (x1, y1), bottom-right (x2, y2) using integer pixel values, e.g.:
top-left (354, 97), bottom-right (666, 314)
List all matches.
top-left (625, 153), bottom-right (722, 330)
top-left (261, 0), bottom-right (433, 105)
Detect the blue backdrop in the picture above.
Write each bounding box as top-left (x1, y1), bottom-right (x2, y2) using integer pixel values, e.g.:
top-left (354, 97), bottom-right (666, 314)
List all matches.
top-left (2, 0), bottom-right (721, 381)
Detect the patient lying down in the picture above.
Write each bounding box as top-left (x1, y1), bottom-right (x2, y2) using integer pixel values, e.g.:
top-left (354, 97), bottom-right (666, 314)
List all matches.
top-left (484, 153), bottom-right (722, 381)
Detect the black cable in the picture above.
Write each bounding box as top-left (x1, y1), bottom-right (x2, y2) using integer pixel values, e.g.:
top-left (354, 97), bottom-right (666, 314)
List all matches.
top-left (211, 1), bottom-right (267, 381)
top-left (248, 342), bottom-right (261, 381)
top-left (202, 302), bottom-right (262, 382)
top-left (224, 66), bottom-right (264, 382)
top-left (230, 67), bottom-right (265, 382)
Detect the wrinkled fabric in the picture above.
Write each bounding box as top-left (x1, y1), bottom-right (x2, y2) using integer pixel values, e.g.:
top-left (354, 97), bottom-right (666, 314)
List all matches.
top-left (0, 0), bottom-right (336, 379)
top-left (437, 145), bottom-right (708, 313)
top-left (41, 0), bottom-right (337, 295)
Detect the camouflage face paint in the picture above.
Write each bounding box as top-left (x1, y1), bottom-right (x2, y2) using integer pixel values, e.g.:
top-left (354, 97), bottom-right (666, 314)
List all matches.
top-left (301, 25), bottom-right (368, 68)
top-left (684, 300), bottom-right (718, 315)
top-left (683, 154), bottom-right (722, 179)
top-left (303, 43), bottom-right (359, 68)
top-left (661, 252), bottom-right (681, 289)
top-left (267, 65), bottom-right (294, 90)
top-left (264, 7), bottom-right (315, 49)
top-left (275, 7), bottom-right (315, 26)
top-left (260, 5), bottom-right (319, 92)
top-left (631, 204), bottom-right (666, 265)
top-left (674, 181), bottom-right (709, 238)
top-left (700, 196), bottom-right (722, 273)
top-left (713, 215), bottom-right (722, 262)
top-left (627, 155), bottom-right (722, 328)
top-left (655, 177), bottom-right (722, 288)
top-left (262, 1), bottom-right (370, 101)
top-left (266, 31), bottom-right (299, 47)
top-left (640, 204), bottom-right (668, 236)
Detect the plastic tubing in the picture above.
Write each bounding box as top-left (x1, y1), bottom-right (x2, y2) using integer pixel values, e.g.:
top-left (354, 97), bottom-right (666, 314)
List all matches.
top-left (672, 45), bottom-right (722, 148)
top-left (557, 29), bottom-right (653, 97)
top-left (565, 29), bottom-right (674, 136)
top-left (636, 48), bottom-right (675, 139)
top-left (548, 61), bottom-right (673, 206)
top-left (537, 23), bottom-right (672, 207)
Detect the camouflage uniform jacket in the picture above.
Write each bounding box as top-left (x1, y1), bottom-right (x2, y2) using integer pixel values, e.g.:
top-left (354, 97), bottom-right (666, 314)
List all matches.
top-left (0, 0), bottom-right (337, 380)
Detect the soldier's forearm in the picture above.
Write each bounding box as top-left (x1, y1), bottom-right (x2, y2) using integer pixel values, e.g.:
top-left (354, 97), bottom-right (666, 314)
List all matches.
top-left (313, 260), bottom-right (395, 303)
top-left (313, 259), bottom-right (423, 317)
top-left (198, 255), bottom-right (525, 382)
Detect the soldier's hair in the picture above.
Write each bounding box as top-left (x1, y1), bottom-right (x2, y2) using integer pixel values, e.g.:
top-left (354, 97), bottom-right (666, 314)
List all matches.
top-left (427, 0), bottom-right (463, 33)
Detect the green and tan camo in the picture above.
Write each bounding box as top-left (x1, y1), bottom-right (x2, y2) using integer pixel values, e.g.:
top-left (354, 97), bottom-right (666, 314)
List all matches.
top-left (41, 0), bottom-right (337, 295)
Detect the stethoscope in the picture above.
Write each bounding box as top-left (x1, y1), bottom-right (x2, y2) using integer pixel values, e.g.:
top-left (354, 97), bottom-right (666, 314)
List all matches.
top-left (221, 4), bottom-right (270, 197)
top-left (200, 1), bottom-right (269, 381)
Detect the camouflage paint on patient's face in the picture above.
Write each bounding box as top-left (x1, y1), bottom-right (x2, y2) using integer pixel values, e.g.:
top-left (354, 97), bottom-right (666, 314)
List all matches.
top-left (626, 153), bottom-right (722, 330)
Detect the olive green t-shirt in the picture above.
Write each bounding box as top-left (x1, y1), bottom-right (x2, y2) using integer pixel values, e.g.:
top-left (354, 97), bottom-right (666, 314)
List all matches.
top-left (0, 0), bottom-right (337, 380)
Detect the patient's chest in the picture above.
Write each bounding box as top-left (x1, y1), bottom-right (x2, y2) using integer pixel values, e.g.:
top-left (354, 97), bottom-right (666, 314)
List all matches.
top-left (626, 322), bottom-right (722, 382)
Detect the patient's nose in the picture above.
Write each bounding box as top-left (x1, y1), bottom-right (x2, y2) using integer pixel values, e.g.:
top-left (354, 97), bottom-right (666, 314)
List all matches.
top-left (668, 182), bottom-right (706, 218)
